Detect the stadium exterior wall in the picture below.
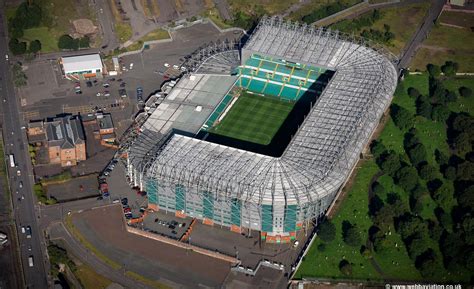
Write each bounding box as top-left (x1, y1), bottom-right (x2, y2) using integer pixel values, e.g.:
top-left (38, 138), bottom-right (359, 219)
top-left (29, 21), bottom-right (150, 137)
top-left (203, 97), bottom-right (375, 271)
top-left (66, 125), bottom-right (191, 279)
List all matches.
top-left (127, 16), bottom-right (398, 242)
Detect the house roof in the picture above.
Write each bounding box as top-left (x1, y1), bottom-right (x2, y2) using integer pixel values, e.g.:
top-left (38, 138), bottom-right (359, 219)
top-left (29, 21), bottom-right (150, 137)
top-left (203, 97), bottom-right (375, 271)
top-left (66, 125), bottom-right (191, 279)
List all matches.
top-left (46, 116), bottom-right (85, 149)
top-left (61, 54), bottom-right (102, 74)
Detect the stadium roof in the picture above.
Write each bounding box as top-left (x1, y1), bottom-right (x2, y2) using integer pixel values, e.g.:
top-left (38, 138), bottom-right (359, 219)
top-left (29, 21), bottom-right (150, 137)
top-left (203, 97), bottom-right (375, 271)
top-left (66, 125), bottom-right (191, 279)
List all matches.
top-left (61, 54), bottom-right (102, 74)
top-left (132, 16), bottom-right (398, 209)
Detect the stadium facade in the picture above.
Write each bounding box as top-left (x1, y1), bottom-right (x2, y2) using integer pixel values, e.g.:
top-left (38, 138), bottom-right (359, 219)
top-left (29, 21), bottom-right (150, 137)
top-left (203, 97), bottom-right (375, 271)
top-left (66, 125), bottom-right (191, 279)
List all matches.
top-left (125, 16), bottom-right (398, 243)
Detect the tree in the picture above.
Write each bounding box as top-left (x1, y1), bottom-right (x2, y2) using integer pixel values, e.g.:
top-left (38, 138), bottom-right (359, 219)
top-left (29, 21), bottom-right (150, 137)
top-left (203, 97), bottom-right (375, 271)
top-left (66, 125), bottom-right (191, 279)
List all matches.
top-left (390, 104), bottom-right (414, 131)
top-left (453, 132), bottom-right (472, 157)
top-left (441, 61), bottom-right (458, 77)
top-left (435, 149), bottom-right (449, 166)
top-left (457, 161), bottom-right (474, 181)
top-left (431, 105), bottom-right (450, 123)
top-left (318, 220), bottom-right (336, 242)
top-left (10, 2), bottom-right (42, 30)
top-left (28, 39), bottom-right (41, 53)
top-left (416, 95), bottom-right (432, 118)
top-left (443, 165), bottom-right (456, 180)
top-left (396, 214), bottom-right (427, 240)
top-left (395, 166), bottom-right (419, 192)
top-left (445, 90), bottom-right (457, 102)
top-left (372, 181), bottom-right (386, 196)
top-left (342, 221), bottom-right (361, 247)
top-left (417, 250), bottom-right (439, 278)
top-left (58, 34), bottom-right (79, 50)
top-left (369, 195), bottom-right (384, 216)
top-left (407, 143), bottom-right (427, 166)
top-left (339, 260), bottom-right (352, 276)
top-left (404, 128), bottom-right (421, 149)
top-left (377, 151), bottom-right (401, 176)
top-left (370, 140), bottom-right (386, 159)
top-left (408, 237), bottom-right (429, 259)
top-left (427, 64), bottom-right (441, 78)
top-left (432, 183), bottom-right (454, 210)
top-left (459, 86), bottom-right (472, 98)
top-left (407, 87), bottom-right (420, 98)
top-left (9, 38), bottom-right (27, 55)
top-left (418, 163), bottom-right (437, 181)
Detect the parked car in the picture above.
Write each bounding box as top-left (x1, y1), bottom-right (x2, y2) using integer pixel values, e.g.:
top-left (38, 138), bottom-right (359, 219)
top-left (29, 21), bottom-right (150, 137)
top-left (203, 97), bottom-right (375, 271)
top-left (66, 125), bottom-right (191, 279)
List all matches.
top-left (86, 81), bottom-right (93, 87)
top-left (25, 226), bottom-right (32, 238)
top-left (103, 83), bottom-right (110, 88)
top-left (164, 63), bottom-right (170, 67)
top-left (121, 198), bottom-right (128, 206)
top-left (123, 207), bottom-right (131, 213)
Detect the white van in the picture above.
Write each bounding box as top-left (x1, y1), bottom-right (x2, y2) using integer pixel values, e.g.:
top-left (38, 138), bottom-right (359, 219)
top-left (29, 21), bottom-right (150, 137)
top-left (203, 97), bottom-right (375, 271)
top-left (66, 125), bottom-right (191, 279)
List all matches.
top-left (28, 256), bottom-right (34, 267)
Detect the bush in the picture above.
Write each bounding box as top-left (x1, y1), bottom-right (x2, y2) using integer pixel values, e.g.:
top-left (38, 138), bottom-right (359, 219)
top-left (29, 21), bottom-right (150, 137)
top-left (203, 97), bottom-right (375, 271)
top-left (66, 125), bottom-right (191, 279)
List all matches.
top-left (317, 243), bottom-right (326, 252)
top-left (408, 87), bottom-right (421, 98)
top-left (58, 34), bottom-right (78, 50)
top-left (339, 260), bottom-right (352, 276)
top-left (377, 151), bottom-right (401, 176)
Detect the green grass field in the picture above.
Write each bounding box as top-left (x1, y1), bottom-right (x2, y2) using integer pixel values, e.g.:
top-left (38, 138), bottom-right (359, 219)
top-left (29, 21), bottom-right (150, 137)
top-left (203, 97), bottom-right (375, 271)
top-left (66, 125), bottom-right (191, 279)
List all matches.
top-left (294, 73), bottom-right (473, 282)
top-left (210, 92), bottom-right (294, 145)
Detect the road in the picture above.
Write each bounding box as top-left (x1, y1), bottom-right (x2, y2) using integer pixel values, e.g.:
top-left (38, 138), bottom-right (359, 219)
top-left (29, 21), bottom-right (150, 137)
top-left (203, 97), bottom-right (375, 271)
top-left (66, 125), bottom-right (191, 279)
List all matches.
top-left (0, 3), bottom-right (49, 289)
top-left (94, 0), bottom-right (119, 53)
top-left (398, 0), bottom-right (446, 69)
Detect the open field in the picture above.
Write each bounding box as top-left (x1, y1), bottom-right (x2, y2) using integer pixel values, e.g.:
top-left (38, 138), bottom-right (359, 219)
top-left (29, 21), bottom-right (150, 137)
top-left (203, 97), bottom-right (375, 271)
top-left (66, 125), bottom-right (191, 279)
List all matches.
top-left (294, 73), bottom-right (473, 282)
top-left (228, 0), bottom-right (298, 15)
top-left (210, 92), bottom-right (294, 145)
top-left (410, 12), bottom-right (474, 72)
top-left (331, 2), bottom-right (429, 55)
top-left (288, 0), bottom-right (361, 22)
top-left (74, 264), bottom-right (113, 289)
top-left (439, 10), bottom-right (474, 28)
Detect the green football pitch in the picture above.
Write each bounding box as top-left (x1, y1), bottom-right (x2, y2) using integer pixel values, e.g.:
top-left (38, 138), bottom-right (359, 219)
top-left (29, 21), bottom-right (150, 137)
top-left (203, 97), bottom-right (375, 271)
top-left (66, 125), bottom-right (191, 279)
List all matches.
top-left (210, 92), bottom-right (295, 145)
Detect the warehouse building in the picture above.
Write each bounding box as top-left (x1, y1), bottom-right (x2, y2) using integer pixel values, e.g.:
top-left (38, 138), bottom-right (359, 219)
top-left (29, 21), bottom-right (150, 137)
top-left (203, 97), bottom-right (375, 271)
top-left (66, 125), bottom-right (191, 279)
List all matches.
top-left (60, 54), bottom-right (103, 80)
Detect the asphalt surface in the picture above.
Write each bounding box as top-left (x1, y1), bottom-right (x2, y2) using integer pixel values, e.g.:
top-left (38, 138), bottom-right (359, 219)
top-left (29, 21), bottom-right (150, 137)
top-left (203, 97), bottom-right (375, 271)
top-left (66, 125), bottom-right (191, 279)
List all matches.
top-left (94, 0), bottom-right (119, 53)
top-left (0, 5), bottom-right (48, 289)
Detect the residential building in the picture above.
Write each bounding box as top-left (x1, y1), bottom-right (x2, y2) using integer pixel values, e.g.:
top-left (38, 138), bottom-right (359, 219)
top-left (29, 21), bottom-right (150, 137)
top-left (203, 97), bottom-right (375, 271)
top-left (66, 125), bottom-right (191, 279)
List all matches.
top-left (45, 116), bottom-right (86, 167)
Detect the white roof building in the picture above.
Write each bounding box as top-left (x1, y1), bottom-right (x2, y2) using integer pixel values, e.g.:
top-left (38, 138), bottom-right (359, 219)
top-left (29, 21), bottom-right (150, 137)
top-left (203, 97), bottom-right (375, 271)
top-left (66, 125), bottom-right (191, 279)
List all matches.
top-left (61, 54), bottom-right (103, 77)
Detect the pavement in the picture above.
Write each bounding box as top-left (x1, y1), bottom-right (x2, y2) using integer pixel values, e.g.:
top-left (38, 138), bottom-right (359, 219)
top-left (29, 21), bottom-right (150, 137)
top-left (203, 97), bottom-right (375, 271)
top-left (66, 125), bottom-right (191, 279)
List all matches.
top-left (0, 3), bottom-right (49, 289)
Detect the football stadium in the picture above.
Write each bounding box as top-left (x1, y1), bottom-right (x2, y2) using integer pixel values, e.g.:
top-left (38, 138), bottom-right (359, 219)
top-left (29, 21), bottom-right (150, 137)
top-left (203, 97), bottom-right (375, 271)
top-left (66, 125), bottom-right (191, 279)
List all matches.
top-left (124, 16), bottom-right (398, 243)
